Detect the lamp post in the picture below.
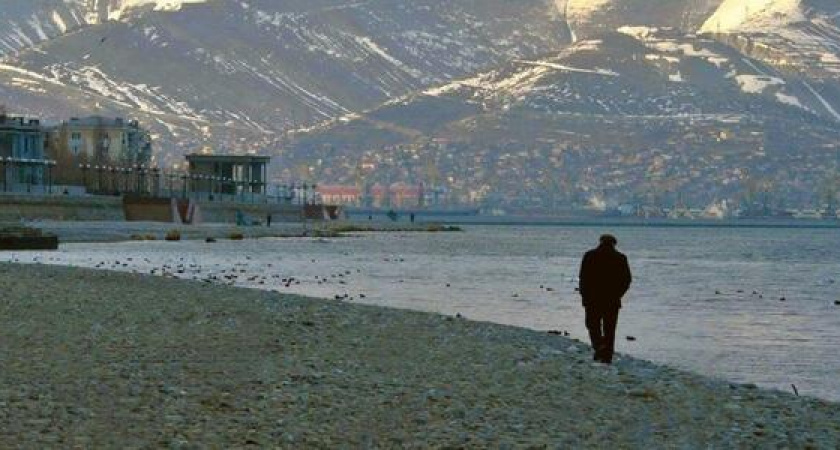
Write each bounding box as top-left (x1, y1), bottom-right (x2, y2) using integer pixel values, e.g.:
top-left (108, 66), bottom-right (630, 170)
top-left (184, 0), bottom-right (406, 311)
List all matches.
top-left (204, 175), bottom-right (211, 201)
top-left (152, 167), bottom-right (160, 197)
top-left (168, 171), bottom-right (176, 198)
top-left (2, 157), bottom-right (8, 193)
top-left (181, 173), bottom-right (188, 199)
top-left (95, 166), bottom-right (103, 194)
top-left (134, 164), bottom-right (141, 194)
top-left (79, 164), bottom-right (90, 193)
top-left (108, 166), bottom-right (116, 195)
top-left (25, 159), bottom-right (32, 194)
top-left (285, 184), bottom-right (294, 204)
top-left (47, 160), bottom-right (55, 195)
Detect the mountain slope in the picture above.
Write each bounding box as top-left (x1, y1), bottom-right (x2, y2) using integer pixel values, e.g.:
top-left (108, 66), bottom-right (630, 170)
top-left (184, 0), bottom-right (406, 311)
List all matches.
top-left (563, 0), bottom-right (725, 40)
top-left (701, 0), bottom-right (840, 79)
top-left (0, 1), bottom-right (92, 56)
top-left (282, 30), bottom-right (840, 211)
top-left (2, 0), bottom-right (840, 212)
top-left (0, 0), bottom-right (569, 166)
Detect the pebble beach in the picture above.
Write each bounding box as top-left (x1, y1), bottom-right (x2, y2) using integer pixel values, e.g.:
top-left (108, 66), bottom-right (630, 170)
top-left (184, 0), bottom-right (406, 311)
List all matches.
top-left (1, 263), bottom-right (839, 448)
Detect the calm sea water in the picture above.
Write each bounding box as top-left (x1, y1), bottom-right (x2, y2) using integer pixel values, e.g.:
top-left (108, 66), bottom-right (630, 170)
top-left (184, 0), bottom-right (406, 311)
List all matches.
top-left (5, 225), bottom-right (840, 401)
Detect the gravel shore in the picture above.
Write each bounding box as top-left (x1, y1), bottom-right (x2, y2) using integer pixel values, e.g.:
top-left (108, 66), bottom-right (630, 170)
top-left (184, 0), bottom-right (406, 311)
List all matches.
top-left (1, 263), bottom-right (839, 448)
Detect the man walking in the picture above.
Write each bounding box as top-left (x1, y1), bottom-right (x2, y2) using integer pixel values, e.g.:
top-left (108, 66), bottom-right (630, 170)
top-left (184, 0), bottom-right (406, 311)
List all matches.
top-left (578, 234), bottom-right (632, 364)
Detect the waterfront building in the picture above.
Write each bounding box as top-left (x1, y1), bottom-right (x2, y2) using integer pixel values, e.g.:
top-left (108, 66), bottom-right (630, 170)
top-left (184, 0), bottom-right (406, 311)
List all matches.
top-left (367, 182), bottom-right (424, 208)
top-left (0, 114), bottom-right (47, 190)
top-left (389, 182), bottom-right (423, 208)
top-left (317, 185), bottom-right (362, 205)
top-left (47, 116), bottom-right (152, 164)
top-left (186, 153), bottom-right (270, 197)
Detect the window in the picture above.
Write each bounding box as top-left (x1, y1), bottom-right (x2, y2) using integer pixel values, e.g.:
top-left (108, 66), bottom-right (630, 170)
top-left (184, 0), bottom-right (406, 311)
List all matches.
top-left (69, 132), bottom-right (83, 156)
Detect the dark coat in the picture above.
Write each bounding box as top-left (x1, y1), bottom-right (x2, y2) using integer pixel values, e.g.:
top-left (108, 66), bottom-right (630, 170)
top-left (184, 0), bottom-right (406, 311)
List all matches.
top-left (579, 244), bottom-right (632, 309)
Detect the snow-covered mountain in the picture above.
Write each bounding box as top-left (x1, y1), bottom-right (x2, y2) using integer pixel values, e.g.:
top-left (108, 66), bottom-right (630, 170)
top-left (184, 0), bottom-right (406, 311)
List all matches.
top-left (283, 29), bottom-right (840, 209)
top-left (562, 0), bottom-right (725, 40)
top-left (702, 0), bottom-right (810, 32)
top-left (2, 0), bottom-right (840, 210)
top-left (701, 0), bottom-right (840, 79)
top-left (0, 1), bottom-right (210, 56)
top-left (0, 1), bottom-right (88, 55)
top-left (1, 0), bottom-right (569, 165)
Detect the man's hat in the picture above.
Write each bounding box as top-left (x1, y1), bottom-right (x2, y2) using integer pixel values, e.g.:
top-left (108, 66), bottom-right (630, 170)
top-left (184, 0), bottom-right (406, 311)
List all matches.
top-left (599, 234), bottom-right (618, 246)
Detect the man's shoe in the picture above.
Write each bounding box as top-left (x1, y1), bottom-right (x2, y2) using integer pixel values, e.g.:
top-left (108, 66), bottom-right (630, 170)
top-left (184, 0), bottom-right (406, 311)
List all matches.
top-left (593, 345), bottom-right (607, 362)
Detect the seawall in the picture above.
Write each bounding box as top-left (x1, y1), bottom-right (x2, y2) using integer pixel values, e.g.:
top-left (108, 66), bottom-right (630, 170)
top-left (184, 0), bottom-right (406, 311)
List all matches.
top-left (0, 194), bottom-right (124, 221)
top-left (0, 194), bottom-right (304, 224)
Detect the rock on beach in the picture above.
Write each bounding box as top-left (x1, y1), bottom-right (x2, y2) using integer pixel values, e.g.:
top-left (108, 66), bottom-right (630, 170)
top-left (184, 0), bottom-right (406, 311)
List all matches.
top-left (0, 263), bottom-right (838, 447)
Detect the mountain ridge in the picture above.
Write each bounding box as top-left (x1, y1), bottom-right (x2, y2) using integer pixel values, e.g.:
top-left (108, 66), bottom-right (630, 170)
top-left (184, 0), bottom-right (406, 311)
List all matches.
top-left (2, 0), bottom-right (840, 211)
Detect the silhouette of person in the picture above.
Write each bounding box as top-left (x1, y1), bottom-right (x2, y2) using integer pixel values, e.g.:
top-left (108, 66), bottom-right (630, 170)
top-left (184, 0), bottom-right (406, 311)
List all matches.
top-left (578, 234), bottom-right (632, 364)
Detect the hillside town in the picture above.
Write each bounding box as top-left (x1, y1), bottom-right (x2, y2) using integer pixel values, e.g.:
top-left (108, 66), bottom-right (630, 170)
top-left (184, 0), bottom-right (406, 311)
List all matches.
top-left (0, 108), bottom-right (840, 219)
top-left (2, 105), bottom-right (840, 220)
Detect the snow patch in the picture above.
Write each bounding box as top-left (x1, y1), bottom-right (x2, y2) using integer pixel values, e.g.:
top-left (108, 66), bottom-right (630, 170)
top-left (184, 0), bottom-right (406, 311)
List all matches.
top-left (566, 0), bottom-right (614, 20)
top-left (515, 60), bottom-right (619, 77)
top-left (618, 26), bottom-right (659, 40)
top-left (52, 11), bottom-right (68, 34)
top-left (701, 0), bottom-right (806, 33)
top-left (109, 0), bottom-right (207, 20)
top-left (775, 92), bottom-right (805, 109)
top-left (735, 74), bottom-right (784, 94)
top-left (353, 36), bottom-right (422, 78)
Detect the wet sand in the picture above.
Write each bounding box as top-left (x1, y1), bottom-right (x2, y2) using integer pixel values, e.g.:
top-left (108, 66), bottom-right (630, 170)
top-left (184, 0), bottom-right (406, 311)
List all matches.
top-left (1, 263), bottom-right (838, 447)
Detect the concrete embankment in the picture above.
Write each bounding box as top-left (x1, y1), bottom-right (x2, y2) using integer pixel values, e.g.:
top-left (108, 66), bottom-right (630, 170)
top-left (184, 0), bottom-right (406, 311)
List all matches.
top-left (0, 194), bottom-right (303, 224)
top-left (0, 194), bottom-right (124, 221)
top-left (0, 264), bottom-right (837, 447)
top-left (26, 221), bottom-right (309, 243)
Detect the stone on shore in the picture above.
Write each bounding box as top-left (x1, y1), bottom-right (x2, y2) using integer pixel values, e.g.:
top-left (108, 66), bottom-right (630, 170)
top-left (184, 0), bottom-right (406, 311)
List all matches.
top-left (0, 263), bottom-right (838, 447)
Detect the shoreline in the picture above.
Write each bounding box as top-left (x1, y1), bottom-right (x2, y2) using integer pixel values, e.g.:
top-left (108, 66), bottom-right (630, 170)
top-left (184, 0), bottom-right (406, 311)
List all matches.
top-left (1, 263), bottom-right (838, 447)
top-left (10, 218), bottom-right (839, 246)
top-left (440, 216), bottom-right (840, 230)
top-left (17, 220), bottom-right (460, 244)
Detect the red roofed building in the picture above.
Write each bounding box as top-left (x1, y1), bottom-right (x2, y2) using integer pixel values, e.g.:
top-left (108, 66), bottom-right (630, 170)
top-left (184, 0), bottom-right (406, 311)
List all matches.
top-left (316, 185), bottom-right (361, 206)
top-left (370, 183), bottom-right (388, 207)
top-left (389, 182), bottom-right (423, 208)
